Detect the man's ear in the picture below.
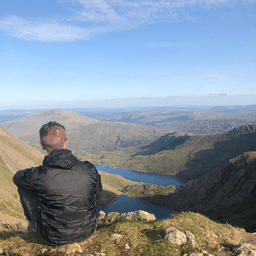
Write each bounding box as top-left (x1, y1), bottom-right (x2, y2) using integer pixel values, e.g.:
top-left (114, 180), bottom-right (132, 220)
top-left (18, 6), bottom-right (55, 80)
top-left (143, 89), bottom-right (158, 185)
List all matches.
top-left (63, 140), bottom-right (68, 149)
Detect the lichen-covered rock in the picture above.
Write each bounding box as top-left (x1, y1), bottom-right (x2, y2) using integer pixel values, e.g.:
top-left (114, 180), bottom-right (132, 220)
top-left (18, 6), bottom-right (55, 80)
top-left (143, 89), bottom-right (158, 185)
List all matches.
top-left (164, 227), bottom-right (198, 247)
top-left (184, 230), bottom-right (198, 247)
top-left (97, 210), bottom-right (156, 225)
top-left (101, 212), bottom-right (120, 225)
top-left (97, 211), bottom-right (106, 222)
top-left (134, 210), bottom-right (156, 221)
top-left (164, 227), bottom-right (187, 245)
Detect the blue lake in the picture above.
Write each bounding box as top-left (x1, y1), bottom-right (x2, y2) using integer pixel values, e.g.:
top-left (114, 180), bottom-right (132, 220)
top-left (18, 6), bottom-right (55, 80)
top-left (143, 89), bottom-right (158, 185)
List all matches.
top-left (95, 165), bottom-right (184, 186)
top-left (97, 194), bottom-right (174, 220)
top-left (95, 165), bottom-right (184, 220)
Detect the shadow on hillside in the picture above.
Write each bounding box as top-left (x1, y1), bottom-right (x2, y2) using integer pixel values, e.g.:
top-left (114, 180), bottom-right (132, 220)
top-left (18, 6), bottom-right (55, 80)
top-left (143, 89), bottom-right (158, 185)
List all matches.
top-left (142, 228), bottom-right (165, 242)
top-left (132, 134), bottom-right (192, 157)
top-left (21, 232), bottom-right (48, 245)
top-left (96, 189), bottom-right (119, 208)
top-left (0, 230), bottom-right (25, 240)
top-left (176, 132), bottom-right (256, 180)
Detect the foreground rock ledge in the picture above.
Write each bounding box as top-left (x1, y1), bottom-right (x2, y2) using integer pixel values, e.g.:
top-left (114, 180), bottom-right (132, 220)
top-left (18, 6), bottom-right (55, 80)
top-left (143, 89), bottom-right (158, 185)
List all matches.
top-left (97, 210), bottom-right (156, 225)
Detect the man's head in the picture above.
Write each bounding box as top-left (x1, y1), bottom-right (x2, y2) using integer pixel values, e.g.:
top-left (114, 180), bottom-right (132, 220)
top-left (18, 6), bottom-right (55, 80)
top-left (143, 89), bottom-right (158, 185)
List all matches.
top-left (39, 121), bottom-right (67, 154)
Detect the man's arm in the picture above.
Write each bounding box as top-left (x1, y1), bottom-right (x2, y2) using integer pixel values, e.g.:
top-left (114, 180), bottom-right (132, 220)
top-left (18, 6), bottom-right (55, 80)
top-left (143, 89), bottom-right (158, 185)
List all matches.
top-left (95, 172), bottom-right (102, 199)
top-left (13, 167), bottom-right (36, 191)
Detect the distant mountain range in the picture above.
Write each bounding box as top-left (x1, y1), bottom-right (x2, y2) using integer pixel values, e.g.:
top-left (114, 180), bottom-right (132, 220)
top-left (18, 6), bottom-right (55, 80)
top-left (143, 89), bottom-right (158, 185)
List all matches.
top-left (72, 105), bottom-right (256, 134)
top-left (1, 109), bottom-right (167, 153)
top-left (2, 105), bottom-right (256, 135)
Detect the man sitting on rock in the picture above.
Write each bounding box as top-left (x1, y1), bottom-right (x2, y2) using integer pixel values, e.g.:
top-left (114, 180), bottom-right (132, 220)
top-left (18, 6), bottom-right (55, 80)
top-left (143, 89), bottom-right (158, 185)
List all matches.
top-left (13, 121), bottom-right (102, 245)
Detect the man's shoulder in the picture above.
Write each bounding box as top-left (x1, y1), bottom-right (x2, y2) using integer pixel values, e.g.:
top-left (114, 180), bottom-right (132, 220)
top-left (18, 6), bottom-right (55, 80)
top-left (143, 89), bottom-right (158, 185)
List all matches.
top-left (73, 160), bottom-right (98, 173)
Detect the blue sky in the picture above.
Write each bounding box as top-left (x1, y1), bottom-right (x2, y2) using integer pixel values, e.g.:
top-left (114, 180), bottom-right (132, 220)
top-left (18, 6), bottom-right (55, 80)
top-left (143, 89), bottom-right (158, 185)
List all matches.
top-left (0, 0), bottom-right (255, 109)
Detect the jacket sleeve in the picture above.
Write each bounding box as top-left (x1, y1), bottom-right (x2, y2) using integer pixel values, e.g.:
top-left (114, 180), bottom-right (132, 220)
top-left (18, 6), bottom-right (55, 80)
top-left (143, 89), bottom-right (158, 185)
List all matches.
top-left (95, 172), bottom-right (102, 199)
top-left (13, 167), bottom-right (36, 191)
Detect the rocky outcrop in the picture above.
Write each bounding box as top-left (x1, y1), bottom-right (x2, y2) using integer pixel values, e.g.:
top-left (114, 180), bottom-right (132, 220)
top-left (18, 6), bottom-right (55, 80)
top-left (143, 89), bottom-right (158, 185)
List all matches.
top-left (97, 210), bottom-right (156, 226)
top-left (167, 151), bottom-right (256, 212)
top-left (164, 227), bottom-right (197, 247)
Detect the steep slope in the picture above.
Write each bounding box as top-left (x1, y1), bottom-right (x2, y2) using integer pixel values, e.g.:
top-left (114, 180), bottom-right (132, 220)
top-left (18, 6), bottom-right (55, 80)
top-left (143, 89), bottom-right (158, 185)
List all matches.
top-left (123, 151), bottom-right (256, 232)
top-left (171, 151), bottom-right (256, 231)
top-left (2, 108), bottom-right (167, 153)
top-left (95, 124), bottom-right (256, 180)
top-left (0, 125), bottom-right (44, 173)
top-left (0, 125), bottom-right (45, 219)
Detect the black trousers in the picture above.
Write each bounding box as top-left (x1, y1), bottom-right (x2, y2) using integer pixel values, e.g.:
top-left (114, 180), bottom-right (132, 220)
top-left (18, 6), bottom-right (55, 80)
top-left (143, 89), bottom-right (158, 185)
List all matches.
top-left (18, 188), bottom-right (39, 222)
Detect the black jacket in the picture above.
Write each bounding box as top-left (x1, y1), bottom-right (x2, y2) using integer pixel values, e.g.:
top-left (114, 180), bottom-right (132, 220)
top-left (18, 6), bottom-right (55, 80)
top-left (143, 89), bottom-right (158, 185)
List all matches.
top-left (13, 149), bottom-right (102, 245)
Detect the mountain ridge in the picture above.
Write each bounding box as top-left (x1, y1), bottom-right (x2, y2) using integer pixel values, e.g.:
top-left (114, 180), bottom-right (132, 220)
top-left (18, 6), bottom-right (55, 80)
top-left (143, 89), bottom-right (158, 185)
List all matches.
top-left (93, 124), bottom-right (256, 180)
top-left (2, 108), bottom-right (167, 153)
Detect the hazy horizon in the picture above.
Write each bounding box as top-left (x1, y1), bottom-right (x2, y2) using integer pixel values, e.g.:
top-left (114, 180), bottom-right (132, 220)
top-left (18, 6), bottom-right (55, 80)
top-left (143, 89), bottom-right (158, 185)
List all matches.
top-left (0, 94), bottom-right (256, 111)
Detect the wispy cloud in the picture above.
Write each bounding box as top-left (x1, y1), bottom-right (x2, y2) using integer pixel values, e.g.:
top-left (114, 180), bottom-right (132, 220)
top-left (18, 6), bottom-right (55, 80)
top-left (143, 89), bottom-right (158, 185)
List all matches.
top-left (0, 16), bottom-right (98, 42)
top-left (0, 0), bottom-right (249, 42)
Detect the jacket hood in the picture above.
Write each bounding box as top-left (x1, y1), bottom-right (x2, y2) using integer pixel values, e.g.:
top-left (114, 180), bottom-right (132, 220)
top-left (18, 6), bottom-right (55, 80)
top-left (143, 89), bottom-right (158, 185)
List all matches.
top-left (43, 149), bottom-right (78, 169)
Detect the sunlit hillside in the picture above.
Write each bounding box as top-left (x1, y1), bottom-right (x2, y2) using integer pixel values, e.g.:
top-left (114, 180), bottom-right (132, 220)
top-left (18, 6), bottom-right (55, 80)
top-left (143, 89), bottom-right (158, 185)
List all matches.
top-left (2, 109), bottom-right (167, 153)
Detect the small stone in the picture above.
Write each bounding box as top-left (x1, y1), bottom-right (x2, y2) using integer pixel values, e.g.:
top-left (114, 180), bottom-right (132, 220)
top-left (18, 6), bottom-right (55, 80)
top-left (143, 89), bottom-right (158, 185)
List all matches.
top-left (48, 248), bottom-right (57, 253)
top-left (66, 243), bottom-right (83, 254)
top-left (135, 210), bottom-right (156, 221)
top-left (110, 234), bottom-right (123, 241)
top-left (57, 246), bottom-right (66, 253)
top-left (104, 212), bottom-right (120, 224)
top-left (164, 226), bottom-right (187, 245)
top-left (38, 248), bottom-right (48, 254)
top-left (125, 243), bottom-right (130, 250)
top-left (124, 211), bottom-right (136, 220)
top-left (97, 211), bottom-right (106, 224)
top-left (184, 230), bottom-right (198, 247)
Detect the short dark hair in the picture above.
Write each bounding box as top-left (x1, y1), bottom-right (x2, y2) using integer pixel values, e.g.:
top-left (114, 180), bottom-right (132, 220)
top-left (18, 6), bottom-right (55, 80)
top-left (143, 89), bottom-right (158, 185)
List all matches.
top-left (39, 121), bottom-right (67, 153)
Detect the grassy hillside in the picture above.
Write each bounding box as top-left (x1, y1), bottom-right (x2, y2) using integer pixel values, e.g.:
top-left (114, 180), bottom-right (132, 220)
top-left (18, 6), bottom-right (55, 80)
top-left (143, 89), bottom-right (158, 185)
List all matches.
top-left (92, 124), bottom-right (256, 180)
top-left (2, 108), bottom-right (167, 153)
top-left (0, 125), bottom-right (45, 220)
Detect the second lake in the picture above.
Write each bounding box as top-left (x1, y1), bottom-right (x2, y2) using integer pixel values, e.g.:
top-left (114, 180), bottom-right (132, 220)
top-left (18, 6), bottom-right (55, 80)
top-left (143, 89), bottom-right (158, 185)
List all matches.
top-left (95, 165), bottom-right (184, 220)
